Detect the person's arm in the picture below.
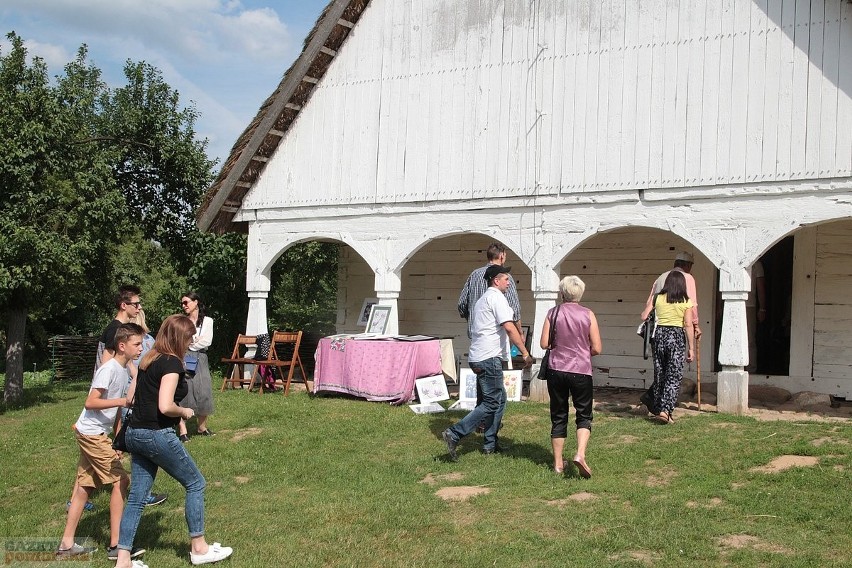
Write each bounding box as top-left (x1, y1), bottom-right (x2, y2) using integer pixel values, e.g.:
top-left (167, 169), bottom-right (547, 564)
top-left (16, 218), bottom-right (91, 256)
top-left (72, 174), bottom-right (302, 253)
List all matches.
top-left (100, 348), bottom-right (115, 365)
top-left (502, 321), bottom-right (532, 367)
top-left (457, 279), bottom-right (471, 319)
top-left (641, 294), bottom-right (655, 321)
top-left (684, 307), bottom-right (696, 362)
top-left (190, 318), bottom-right (214, 350)
top-left (158, 373), bottom-right (194, 419)
top-left (506, 277), bottom-right (522, 323)
top-left (588, 311), bottom-right (602, 356)
top-left (539, 316), bottom-right (552, 350)
top-left (83, 387), bottom-right (128, 411)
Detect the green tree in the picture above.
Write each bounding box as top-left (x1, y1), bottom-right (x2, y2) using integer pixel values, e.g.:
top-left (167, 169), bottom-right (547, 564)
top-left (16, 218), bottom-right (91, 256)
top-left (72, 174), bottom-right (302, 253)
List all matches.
top-left (269, 242), bottom-right (338, 335)
top-left (0, 36), bottom-right (125, 402)
top-left (1, 34), bottom-right (215, 403)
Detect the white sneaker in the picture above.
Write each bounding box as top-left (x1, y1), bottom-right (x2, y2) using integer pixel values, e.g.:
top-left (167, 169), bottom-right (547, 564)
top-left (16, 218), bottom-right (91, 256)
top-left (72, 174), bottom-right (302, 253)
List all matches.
top-left (190, 542), bottom-right (233, 565)
top-left (131, 560), bottom-right (150, 568)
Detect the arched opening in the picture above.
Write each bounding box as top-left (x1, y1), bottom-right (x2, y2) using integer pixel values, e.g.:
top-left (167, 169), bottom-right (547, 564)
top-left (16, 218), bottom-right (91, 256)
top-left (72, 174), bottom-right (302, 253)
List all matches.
top-left (556, 227), bottom-right (715, 390)
top-left (397, 233), bottom-right (532, 361)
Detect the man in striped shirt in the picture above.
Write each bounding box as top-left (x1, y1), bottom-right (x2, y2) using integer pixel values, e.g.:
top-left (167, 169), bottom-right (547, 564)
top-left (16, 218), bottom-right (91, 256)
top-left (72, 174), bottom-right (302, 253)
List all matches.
top-left (458, 243), bottom-right (522, 339)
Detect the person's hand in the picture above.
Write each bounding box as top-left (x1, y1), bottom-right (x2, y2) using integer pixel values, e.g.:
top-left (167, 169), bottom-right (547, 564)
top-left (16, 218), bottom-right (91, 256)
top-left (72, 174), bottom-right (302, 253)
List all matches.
top-left (183, 407), bottom-right (195, 420)
top-left (694, 326), bottom-right (703, 340)
top-left (521, 354), bottom-right (534, 369)
top-left (114, 450), bottom-right (123, 460)
top-left (686, 348), bottom-right (694, 362)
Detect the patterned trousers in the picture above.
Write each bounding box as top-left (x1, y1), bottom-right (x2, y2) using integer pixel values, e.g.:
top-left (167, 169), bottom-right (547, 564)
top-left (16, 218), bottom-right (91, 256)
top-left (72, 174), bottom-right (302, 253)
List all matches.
top-left (650, 326), bottom-right (687, 415)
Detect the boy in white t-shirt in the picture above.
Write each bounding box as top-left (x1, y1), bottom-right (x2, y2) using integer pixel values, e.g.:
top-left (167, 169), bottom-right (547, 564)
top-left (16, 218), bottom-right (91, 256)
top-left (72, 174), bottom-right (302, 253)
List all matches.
top-left (57, 323), bottom-right (145, 560)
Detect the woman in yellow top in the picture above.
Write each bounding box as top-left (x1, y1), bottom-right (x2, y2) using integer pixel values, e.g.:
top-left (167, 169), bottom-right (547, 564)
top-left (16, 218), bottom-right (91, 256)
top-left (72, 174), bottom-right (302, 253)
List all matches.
top-left (640, 271), bottom-right (695, 423)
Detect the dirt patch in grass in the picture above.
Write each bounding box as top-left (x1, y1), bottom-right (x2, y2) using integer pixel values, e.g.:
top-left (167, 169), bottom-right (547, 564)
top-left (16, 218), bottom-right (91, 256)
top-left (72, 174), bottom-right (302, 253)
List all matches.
top-left (749, 455), bottom-right (819, 473)
top-left (420, 472), bottom-right (464, 485)
top-left (230, 427), bottom-right (263, 442)
top-left (645, 467), bottom-right (678, 487)
top-left (234, 476), bottom-right (250, 484)
top-left (834, 465), bottom-right (846, 472)
top-left (607, 550), bottom-right (660, 565)
top-left (717, 534), bottom-right (792, 555)
top-left (710, 422), bottom-right (740, 429)
top-left (435, 486), bottom-right (490, 501)
top-left (686, 497), bottom-right (723, 509)
top-left (546, 492), bottom-right (598, 508)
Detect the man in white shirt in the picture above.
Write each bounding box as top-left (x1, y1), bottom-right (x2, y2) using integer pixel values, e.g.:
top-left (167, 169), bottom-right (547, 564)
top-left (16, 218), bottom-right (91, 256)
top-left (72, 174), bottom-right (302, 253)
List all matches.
top-left (442, 265), bottom-right (532, 460)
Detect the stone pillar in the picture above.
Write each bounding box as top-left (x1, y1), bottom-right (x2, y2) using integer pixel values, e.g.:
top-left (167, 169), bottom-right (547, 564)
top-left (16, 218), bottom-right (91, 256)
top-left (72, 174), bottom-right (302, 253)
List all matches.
top-left (374, 269), bottom-right (402, 336)
top-left (527, 267), bottom-right (561, 402)
top-left (717, 267), bottom-right (750, 414)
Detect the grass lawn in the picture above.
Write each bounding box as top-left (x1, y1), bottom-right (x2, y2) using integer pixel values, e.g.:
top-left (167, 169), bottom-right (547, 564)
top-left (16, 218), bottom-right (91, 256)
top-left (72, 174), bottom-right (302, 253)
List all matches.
top-left (1, 372), bottom-right (850, 567)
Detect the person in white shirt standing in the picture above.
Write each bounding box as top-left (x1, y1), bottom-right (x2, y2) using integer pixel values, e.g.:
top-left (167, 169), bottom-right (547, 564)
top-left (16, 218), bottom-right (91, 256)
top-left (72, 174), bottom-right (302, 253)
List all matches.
top-left (442, 265), bottom-right (532, 460)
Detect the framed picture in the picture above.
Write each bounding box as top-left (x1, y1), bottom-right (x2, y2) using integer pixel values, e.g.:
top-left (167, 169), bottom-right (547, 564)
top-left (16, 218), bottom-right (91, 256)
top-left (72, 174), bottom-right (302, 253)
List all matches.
top-left (503, 370), bottom-right (523, 402)
top-left (521, 326), bottom-right (532, 350)
top-left (356, 298), bottom-right (379, 326)
top-left (365, 305), bottom-right (391, 334)
top-left (458, 367), bottom-right (478, 402)
top-left (415, 375), bottom-right (450, 403)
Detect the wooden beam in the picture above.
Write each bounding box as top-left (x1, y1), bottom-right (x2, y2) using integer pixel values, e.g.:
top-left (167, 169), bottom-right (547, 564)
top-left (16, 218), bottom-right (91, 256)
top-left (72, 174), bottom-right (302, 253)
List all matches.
top-left (268, 129), bottom-right (286, 137)
top-left (338, 18), bottom-right (355, 28)
top-left (320, 46), bottom-right (338, 57)
top-left (302, 76), bottom-right (319, 84)
top-left (197, 0), bottom-right (358, 232)
top-left (251, 155), bottom-right (270, 163)
top-left (284, 103), bottom-right (302, 111)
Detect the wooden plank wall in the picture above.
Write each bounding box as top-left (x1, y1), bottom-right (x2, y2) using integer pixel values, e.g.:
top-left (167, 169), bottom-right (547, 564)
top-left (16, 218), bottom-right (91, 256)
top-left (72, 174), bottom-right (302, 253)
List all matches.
top-left (335, 228), bottom-right (715, 389)
top-left (246, 0), bottom-right (852, 209)
top-left (561, 229), bottom-right (715, 388)
top-left (813, 220), bottom-right (852, 395)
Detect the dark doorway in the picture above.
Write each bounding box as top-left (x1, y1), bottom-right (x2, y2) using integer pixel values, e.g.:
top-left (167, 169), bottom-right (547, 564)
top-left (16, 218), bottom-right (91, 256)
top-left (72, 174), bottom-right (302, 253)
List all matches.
top-left (712, 236), bottom-right (793, 374)
top-left (755, 237), bottom-right (793, 375)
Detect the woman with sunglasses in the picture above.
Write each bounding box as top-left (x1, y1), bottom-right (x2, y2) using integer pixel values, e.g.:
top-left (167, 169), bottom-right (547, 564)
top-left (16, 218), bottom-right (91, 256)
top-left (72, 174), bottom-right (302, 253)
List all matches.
top-left (114, 314), bottom-right (233, 567)
top-left (177, 292), bottom-right (215, 439)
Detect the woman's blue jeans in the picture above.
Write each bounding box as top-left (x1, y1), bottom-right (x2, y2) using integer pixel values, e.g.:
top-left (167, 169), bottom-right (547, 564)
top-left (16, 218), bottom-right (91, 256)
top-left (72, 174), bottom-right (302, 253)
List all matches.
top-left (118, 425), bottom-right (206, 550)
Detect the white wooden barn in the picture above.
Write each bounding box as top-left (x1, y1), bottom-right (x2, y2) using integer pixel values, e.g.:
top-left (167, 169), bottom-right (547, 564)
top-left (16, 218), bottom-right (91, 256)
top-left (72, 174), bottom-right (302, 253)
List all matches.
top-left (198, 0), bottom-right (852, 414)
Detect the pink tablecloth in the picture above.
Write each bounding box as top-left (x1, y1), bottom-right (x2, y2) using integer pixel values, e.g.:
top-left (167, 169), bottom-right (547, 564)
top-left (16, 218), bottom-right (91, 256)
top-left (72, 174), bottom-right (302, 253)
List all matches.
top-left (313, 338), bottom-right (442, 403)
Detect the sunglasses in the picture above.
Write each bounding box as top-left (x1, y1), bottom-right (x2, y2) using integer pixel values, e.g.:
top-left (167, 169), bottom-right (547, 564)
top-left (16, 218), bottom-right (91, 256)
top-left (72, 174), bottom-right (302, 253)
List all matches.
top-left (181, 300), bottom-right (192, 306)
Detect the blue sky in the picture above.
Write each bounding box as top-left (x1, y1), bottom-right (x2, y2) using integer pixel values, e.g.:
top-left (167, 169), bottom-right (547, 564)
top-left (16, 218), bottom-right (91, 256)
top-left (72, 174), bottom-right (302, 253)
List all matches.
top-left (1, 0), bottom-right (330, 169)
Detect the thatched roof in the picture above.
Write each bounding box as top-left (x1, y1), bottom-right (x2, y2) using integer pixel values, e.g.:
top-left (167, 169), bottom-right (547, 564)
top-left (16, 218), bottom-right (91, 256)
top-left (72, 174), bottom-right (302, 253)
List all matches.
top-left (197, 0), bottom-right (372, 233)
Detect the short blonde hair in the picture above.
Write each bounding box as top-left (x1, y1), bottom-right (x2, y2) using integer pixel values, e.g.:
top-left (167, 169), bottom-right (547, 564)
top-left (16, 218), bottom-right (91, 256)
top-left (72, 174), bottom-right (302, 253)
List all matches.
top-left (559, 275), bottom-right (586, 302)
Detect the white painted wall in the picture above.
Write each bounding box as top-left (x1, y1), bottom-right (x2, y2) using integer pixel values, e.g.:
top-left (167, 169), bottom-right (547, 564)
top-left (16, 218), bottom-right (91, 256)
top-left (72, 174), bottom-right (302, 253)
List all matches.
top-left (242, 0), bottom-right (852, 209)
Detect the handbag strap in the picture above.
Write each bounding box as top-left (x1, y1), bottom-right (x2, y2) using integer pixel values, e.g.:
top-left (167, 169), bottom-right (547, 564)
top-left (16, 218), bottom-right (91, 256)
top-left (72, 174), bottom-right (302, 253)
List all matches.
top-left (546, 304), bottom-right (561, 349)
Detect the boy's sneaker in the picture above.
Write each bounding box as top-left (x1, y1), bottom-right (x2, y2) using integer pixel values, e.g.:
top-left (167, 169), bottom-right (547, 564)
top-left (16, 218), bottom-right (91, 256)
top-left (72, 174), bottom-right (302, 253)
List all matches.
top-left (190, 542), bottom-right (233, 565)
top-left (56, 543), bottom-right (96, 559)
top-left (130, 560), bottom-right (150, 568)
top-left (65, 500), bottom-right (95, 512)
top-left (107, 546), bottom-right (146, 560)
top-left (145, 493), bottom-right (168, 507)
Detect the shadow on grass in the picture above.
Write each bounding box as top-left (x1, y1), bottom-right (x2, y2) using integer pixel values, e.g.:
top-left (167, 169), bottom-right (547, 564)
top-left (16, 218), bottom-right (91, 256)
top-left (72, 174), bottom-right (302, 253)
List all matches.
top-left (0, 379), bottom-right (90, 416)
top-left (427, 415), bottom-right (553, 466)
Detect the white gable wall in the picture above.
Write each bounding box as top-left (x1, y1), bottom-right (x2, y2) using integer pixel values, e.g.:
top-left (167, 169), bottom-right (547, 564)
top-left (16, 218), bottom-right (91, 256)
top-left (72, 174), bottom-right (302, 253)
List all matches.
top-left (242, 0), bottom-right (852, 210)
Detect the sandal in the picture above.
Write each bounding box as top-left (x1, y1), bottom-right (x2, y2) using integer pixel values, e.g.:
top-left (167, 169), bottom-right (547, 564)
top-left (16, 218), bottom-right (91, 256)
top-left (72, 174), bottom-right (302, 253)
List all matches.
top-left (655, 412), bottom-right (670, 424)
top-left (573, 458), bottom-right (592, 479)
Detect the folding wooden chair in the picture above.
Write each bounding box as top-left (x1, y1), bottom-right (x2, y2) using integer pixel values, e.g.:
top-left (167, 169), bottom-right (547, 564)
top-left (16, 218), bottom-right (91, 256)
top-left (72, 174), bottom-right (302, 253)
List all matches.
top-left (248, 330), bottom-right (307, 395)
top-left (220, 334), bottom-right (258, 390)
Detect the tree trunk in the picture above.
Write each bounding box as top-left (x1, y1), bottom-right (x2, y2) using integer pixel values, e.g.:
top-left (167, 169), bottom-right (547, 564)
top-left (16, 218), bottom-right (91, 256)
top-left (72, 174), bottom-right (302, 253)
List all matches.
top-left (4, 291), bottom-right (27, 404)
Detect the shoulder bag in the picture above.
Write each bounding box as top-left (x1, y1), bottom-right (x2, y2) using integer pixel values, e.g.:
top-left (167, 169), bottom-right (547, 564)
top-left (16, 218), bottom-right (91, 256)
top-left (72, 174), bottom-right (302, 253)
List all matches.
top-left (537, 305), bottom-right (560, 380)
top-left (112, 397), bottom-right (133, 452)
top-left (637, 293), bottom-right (660, 360)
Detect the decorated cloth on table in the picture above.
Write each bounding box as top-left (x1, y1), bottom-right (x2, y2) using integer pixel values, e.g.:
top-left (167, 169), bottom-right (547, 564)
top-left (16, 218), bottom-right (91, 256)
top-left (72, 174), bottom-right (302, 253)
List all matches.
top-left (313, 337), bottom-right (442, 404)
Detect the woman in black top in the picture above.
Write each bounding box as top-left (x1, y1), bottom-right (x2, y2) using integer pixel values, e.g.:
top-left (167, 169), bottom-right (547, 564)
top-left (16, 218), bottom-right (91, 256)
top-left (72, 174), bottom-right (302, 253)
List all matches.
top-left (114, 315), bottom-right (233, 568)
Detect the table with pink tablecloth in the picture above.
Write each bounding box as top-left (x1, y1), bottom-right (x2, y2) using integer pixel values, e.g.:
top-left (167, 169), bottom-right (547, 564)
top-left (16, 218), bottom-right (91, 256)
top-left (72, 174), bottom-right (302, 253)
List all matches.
top-left (313, 337), bottom-right (443, 404)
